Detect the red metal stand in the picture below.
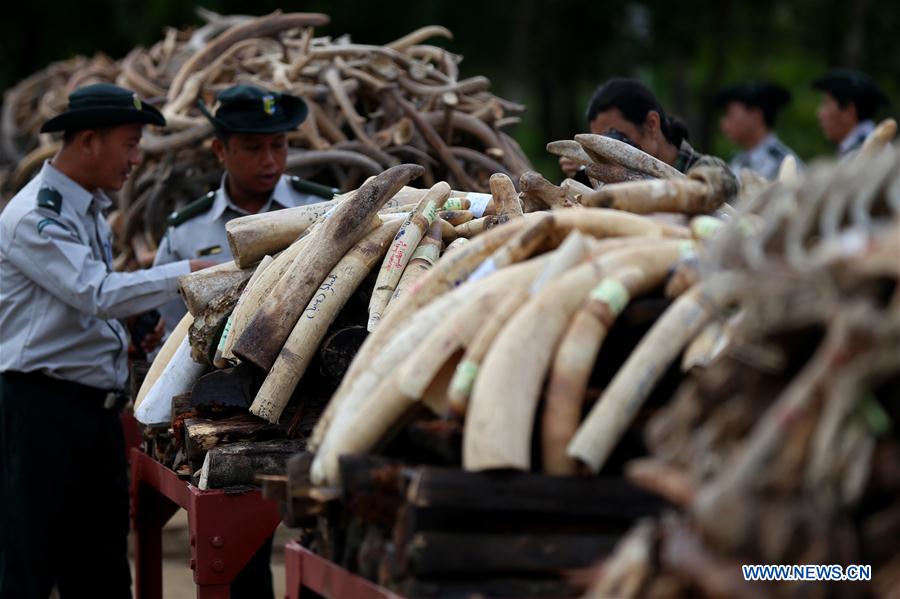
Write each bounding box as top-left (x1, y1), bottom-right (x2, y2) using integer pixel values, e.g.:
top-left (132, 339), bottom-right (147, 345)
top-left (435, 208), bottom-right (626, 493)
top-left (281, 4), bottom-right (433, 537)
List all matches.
top-left (130, 448), bottom-right (281, 599)
top-left (284, 541), bottom-right (404, 599)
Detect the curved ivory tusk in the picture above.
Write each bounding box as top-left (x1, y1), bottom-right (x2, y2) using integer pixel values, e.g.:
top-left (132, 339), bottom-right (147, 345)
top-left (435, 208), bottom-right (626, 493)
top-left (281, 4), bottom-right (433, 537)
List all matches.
top-left (177, 261), bottom-right (255, 317)
top-left (308, 218), bottom-right (529, 450)
top-left (545, 140), bottom-right (594, 166)
top-left (567, 275), bottom-right (741, 472)
top-left (312, 257), bottom-right (548, 486)
top-left (368, 182), bottom-right (449, 331)
top-left (383, 220), bottom-right (443, 317)
top-left (135, 325), bottom-right (206, 426)
top-left (134, 312), bottom-right (194, 411)
top-left (386, 25), bottom-right (453, 52)
top-left (214, 255), bottom-right (274, 368)
top-left (226, 199), bottom-right (340, 268)
top-left (447, 230), bottom-right (591, 414)
top-left (168, 11), bottom-right (330, 102)
top-left (542, 254), bottom-right (680, 475)
top-left (221, 235), bottom-right (314, 362)
top-left (233, 164), bottom-right (424, 371)
top-left (463, 240), bottom-right (691, 472)
top-left (860, 117), bottom-right (897, 157)
top-left (575, 133), bottom-right (685, 180)
top-left (250, 219), bottom-right (403, 423)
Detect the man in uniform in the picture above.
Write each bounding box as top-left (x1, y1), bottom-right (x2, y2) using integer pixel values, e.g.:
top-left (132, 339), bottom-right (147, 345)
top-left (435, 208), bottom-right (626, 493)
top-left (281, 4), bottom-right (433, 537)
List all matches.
top-left (0, 83), bottom-right (214, 597)
top-left (153, 84), bottom-right (337, 336)
top-left (716, 81), bottom-right (801, 180)
top-left (812, 69), bottom-right (890, 157)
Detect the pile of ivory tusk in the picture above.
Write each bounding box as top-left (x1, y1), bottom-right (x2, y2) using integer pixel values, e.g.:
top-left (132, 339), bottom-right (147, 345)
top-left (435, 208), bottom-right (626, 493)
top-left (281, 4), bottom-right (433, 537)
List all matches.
top-left (583, 125), bottom-right (900, 597)
top-left (1, 8), bottom-right (532, 270)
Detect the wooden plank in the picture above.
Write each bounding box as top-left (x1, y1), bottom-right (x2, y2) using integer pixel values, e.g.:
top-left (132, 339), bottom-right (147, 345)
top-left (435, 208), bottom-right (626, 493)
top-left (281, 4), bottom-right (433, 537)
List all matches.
top-left (183, 413), bottom-right (288, 472)
top-left (396, 576), bottom-right (577, 598)
top-left (398, 531), bottom-right (616, 576)
top-left (198, 439), bottom-right (305, 489)
top-left (259, 474), bottom-right (289, 502)
top-left (406, 466), bottom-right (667, 518)
top-left (394, 503), bottom-right (634, 539)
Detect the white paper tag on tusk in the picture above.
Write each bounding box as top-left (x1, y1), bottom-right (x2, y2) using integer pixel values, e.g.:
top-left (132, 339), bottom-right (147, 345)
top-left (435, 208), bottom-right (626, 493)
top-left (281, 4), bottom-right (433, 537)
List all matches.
top-left (466, 257), bottom-right (497, 284)
top-left (467, 193), bottom-right (492, 218)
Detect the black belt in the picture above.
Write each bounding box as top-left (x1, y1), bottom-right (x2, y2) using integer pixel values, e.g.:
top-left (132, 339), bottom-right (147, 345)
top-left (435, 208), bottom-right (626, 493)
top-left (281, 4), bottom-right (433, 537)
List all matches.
top-left (1, 370), bottom-right (127, 410)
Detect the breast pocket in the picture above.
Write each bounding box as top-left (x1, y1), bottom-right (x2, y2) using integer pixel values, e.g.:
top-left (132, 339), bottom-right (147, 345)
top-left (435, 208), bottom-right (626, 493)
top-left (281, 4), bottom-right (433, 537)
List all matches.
top-left (197, 245), bottom-right (223, 257)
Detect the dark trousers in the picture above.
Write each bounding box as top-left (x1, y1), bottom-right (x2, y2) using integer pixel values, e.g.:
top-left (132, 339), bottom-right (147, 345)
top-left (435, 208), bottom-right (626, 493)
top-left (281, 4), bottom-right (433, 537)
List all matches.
top-left (0, 371), bottom-right (131, 599)
top-left (231, 534), bottom-right (274, 599)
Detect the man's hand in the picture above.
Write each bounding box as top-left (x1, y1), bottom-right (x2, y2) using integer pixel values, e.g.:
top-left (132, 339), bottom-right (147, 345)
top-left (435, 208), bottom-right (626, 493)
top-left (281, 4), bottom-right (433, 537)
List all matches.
top-left (189, 259), bottom-right (219, 272)
top-left (140, 318), bottom-right (166, 354)
top-left (559, 156), bottom-right (581, 179)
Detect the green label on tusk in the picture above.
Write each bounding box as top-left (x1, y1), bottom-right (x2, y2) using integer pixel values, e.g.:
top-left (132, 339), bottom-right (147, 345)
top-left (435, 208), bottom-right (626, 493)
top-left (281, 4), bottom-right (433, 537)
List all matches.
top-left (450, 360), bottom-right (479, 396)
top-left (442, 198), bottom-right (466, 211)
top-left (217, 315), bottom-right (234, 352)
top-left (678, 240), bottom-right (697, 258)
top-left (691, 215), bottom-right (724, 240)
top-left (590, 278), bottom-right (630, 315)
top-left (423, 199), bottom-right (438, 224)
top-left (410, 242), bottom-right (440, 266)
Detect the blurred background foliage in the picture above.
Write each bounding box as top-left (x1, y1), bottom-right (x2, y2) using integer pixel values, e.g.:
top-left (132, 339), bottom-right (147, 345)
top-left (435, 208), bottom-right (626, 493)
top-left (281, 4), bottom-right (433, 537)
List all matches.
top-left (2, 0), bottom-right (897, 176)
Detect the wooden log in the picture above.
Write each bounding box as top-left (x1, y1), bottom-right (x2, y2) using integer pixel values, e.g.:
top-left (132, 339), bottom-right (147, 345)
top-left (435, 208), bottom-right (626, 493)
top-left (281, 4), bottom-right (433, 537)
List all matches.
top-left (396, 577), bottom-right (577, 599)
top-left (234, 164), bottom-right (425, 371)
top-left (183, 413), bottom-right (288, 473)
top-left (400, 531), bottom-right (617, 576)
top-left (198, 439), bottom-right (306, 490)
top-left (405, 466), bottom-right (666, 518)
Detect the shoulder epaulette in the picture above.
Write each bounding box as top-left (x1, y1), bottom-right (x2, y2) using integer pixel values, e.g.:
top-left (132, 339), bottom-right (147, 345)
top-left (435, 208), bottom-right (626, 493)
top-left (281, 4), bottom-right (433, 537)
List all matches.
top-left (289, 176), bottom-right (340, 200)
top-left (167, 191), bottom-right (215, 227)
top-left (36, 187), bottom-right (63, 215)
top-left (767, 144), bottom-right (787, 159)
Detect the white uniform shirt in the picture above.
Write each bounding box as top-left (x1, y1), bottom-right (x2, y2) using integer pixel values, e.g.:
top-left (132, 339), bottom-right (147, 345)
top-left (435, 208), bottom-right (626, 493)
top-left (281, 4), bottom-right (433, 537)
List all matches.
top-left (0, 162), bottom-right (190, 389)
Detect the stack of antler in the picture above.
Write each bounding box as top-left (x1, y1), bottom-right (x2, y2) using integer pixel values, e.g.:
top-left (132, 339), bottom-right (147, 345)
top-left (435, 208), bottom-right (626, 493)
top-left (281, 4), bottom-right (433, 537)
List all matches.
top-left (0, 8), bottom-right (532, 268)
top-left (586, 126), bottom-right (900, 597)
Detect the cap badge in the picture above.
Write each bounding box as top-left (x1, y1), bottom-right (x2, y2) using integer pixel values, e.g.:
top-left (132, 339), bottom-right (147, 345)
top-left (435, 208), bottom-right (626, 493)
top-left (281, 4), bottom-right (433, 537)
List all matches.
top-left (262, 95), bottom-right (276, 116)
